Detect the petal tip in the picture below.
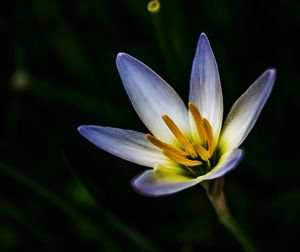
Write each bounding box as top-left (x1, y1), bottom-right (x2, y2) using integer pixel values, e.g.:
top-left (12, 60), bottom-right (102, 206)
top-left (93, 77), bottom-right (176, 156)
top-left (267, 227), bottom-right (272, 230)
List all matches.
top-left (198, 32), bottom-right (209, 44)
top-left (116, 53), bottom-right (140, 73)
top-left (266, 68), bottom-right (277, 78)
top-left (202, 148), bottom-right (245, 181)
top-left (116, 52), bottom-right (135, 66)
top-left (130, 176), bottom-right (160, 198)
top-left (262, 68), bottom-right (277, 79)
top-left (77, 125), bottom-right (87, 135)
top-left (195, 32), bottom-right (214, 58)
top-left (130, 179), bottom-right (141, 193)
top-left (116, 52), bottom-right (127, 58)
top-left (116, 52), bottom-right (128, 64)
top-left (225, 148), bottom-right (245, 174)
top-left (77, 125), bottom-right (95, 139)
top-left (261, 68), bottom-right (277, 90)
top-left (199, 32), bottom-right (208, 39)
top-left (235, 148), bottom-right (245, 165)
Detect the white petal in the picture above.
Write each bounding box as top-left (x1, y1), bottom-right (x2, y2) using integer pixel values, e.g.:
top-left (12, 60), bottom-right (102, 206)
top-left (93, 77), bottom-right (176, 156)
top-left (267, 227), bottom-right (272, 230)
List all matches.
top-left (131, 149), bottom-right (243, 196)
top-left (199, 148), bottom-right (244, 181)
top-left (219, 69), bottom-right (276, 151)
top-left (131, 164), bottom-right (200, 197)
top-left (116, 53), bottom-right (190, 144)
top-left (78, 126), bottom-right (166, 167)
top-left (189, 33), bottom-right (223, 142)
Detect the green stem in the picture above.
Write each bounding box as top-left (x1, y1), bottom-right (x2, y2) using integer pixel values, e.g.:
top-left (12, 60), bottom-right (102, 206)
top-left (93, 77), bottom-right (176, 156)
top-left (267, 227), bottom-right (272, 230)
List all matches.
top-left (148, 1), bottom-right (177, 83)
top-left (206, 178), bottom-right (260, 252)
top-left (217, 211), bottom-right (259, 252)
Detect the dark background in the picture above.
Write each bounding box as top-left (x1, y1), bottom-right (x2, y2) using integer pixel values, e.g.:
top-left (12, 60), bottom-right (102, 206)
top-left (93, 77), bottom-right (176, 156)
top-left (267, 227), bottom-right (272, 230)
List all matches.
top-left (0, 0), bottom-right (299, 251)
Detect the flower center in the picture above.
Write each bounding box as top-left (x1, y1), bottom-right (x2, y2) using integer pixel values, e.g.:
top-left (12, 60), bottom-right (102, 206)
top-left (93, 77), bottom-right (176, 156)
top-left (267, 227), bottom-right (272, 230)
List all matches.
top-left (146, 102), bottom-right (216, 175)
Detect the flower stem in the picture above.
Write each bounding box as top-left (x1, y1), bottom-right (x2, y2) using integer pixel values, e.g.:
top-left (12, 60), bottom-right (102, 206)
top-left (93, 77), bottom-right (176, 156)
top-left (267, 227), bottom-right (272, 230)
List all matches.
top-left (205, 178), bottom-right (260, 252)
top-left (148, 1), bottom-right (177, 83)
top-left (217, 209), bottom-right (259, 252)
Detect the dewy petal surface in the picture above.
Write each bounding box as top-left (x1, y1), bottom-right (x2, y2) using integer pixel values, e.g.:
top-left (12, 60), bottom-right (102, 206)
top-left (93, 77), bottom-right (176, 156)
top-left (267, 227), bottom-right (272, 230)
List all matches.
top-left (78, 126), bottom-right (166, 167)
top-left (116, 53), bottom-right (190, 144)
top-left (132, 164), bottom-right (201, 196)
top-left (189, 33), bottom-right (223, 142)
top-left (219, 69), bottom-right (276, 152)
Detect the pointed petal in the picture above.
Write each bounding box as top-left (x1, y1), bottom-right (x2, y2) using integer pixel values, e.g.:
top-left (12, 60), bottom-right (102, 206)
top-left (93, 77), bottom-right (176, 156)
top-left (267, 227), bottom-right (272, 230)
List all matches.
top-left (199, 148), bottom-right (244, 180)
top-left (78, 126), bottom-right (166, 167)
top-left (219, 69), bottom-right (276, 151)
top-left (132, 164), bottom-right (200, 197)
top-left (189, 33), bottom-right (223, 142)
top-left (116, 53), bottom-right (189, 144)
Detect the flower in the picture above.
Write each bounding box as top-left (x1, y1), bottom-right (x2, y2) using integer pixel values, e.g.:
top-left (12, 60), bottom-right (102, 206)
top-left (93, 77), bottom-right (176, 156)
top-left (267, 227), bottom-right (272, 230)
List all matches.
top-left (78, 33), bottom-right (276, 197)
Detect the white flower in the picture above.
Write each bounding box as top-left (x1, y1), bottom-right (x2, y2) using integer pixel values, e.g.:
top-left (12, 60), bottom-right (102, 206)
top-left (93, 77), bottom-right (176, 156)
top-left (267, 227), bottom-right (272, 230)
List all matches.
top-left (78, 33), bottom-right (276, 197)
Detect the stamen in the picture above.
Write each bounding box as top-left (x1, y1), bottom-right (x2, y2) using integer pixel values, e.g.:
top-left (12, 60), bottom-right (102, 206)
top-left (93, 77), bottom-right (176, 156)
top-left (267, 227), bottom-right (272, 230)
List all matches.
top-left (162, 115), bottom-right (197, 158)
top-left (193, 143), bottom-right (210, 161)
top-left (163, 150), bottom-right (202, 167)
top-left (146, 134), bottom-right (187, 156)
top-left (203, 119), bottom-right (215, 157)
top-left (188, 102), bottom-right (207, 144)
top-left (147, 106), bottom-right (216, 168)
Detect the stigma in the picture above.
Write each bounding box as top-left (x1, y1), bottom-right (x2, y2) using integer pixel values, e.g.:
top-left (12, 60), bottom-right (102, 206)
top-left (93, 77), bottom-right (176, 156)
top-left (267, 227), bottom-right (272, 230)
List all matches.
top-left (146, 102), bottom-right (215, 168)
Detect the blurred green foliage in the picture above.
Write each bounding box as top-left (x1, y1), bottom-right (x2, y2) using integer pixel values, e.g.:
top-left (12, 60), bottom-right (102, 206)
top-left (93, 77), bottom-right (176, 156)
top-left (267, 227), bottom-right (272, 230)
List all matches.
top-left (0, 0), bottom-right (300, 251)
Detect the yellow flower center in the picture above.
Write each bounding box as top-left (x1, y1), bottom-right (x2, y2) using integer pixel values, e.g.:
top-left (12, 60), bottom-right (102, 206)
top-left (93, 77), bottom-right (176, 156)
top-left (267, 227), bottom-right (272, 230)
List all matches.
top-left (146, 102), bottom-right (216, 170)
